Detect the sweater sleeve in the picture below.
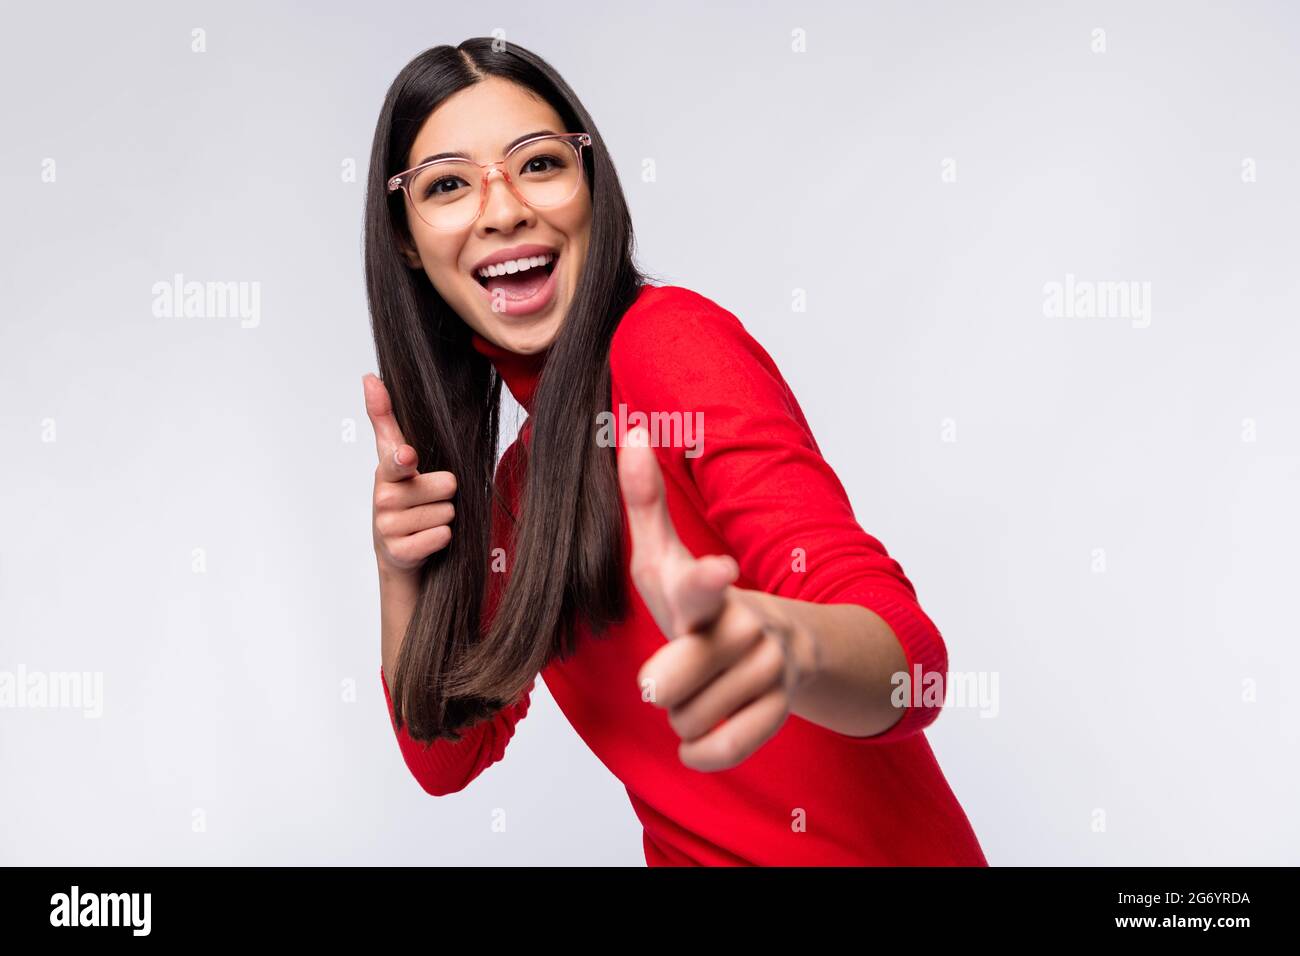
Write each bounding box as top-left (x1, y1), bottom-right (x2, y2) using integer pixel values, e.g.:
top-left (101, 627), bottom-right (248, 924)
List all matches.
top-left (609, 287), bottom-right (946, 744)
top-left (380, 665), bottom-right (533, 796)
top-left (380, 433), bottom-right (535, 795)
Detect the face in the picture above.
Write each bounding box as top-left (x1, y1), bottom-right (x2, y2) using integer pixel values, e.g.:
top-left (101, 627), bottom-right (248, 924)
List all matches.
top-left (396, 77), bottom-right (592, 356)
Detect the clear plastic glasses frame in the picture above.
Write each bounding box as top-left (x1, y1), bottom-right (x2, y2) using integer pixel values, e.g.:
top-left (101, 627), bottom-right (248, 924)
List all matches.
top-left (387, 131), bottom-right (592, 231)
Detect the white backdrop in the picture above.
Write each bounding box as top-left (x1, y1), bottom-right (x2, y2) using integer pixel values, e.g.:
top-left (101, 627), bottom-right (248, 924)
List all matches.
top-left (1, 0), bottom-right (1297, 865)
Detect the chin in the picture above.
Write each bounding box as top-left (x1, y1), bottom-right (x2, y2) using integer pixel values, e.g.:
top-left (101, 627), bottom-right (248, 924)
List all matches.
top-left (499, 322), bottom-right (560, 355)
top-left (486, 298), bottom-right (566, 351)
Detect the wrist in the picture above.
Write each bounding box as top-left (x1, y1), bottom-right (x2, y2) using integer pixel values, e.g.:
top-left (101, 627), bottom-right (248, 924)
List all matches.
top-left (376, 556), bottom-right (420, 590)
top-left (746, 589), bottom-right (822, 694)
top-left (786, 612), bottom-right (822, 696)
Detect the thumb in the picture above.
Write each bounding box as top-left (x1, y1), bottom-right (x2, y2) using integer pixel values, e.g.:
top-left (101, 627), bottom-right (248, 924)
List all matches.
top-left (667, 553), bottom-right (739, 635)
top-left (617, 426), bottom-right (690, 567)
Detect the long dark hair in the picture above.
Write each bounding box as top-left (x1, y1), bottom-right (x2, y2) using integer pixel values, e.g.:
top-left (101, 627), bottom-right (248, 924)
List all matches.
top-left (364, 38), bottom-right (655, 742)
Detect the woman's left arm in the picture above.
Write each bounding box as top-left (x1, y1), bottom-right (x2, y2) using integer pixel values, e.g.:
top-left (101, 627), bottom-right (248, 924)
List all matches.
top-left (619, 432), bottom-right (911, 771)
top-left (610, 289), bottom-right (947, 771)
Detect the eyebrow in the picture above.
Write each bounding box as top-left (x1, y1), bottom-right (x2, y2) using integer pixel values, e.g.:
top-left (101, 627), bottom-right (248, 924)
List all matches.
top-left (412, 129), bottom-right (559, 166)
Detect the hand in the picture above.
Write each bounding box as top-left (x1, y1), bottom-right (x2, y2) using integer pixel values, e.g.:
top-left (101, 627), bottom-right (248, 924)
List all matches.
top-left (617, 426), bottom-right (819, 772)
top-left (363, 373), bottom-right (458, 577)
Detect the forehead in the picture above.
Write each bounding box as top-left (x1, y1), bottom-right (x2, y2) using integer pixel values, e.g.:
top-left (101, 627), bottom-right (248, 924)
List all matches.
top-left (406, 78), bottom-right (566, 168)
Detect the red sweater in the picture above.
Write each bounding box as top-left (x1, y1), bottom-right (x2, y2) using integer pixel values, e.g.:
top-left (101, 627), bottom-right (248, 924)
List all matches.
top-left (381, 283), bottom-right (987, 866)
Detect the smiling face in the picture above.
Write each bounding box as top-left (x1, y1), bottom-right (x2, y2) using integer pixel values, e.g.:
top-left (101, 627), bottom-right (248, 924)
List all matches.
top-left (396, 77), bottom-right (592, 356)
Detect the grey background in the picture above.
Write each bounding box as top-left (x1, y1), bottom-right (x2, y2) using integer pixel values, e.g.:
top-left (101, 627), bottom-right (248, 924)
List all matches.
top-left (2, 0), bottom-right (1296, 865)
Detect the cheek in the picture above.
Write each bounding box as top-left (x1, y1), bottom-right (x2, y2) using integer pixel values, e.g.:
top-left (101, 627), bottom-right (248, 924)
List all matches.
top-left (562, 203), bottom-right (593, 256)
top-left (412, 233), bottom-right (463, 279)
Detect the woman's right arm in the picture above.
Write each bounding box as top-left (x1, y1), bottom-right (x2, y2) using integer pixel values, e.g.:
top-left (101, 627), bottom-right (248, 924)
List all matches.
top-left (364, 373), bottom-right (533, 796)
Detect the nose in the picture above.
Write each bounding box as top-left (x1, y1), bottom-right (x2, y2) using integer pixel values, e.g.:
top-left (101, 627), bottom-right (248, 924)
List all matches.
top-left (474, 166), bottom-right (532, 233)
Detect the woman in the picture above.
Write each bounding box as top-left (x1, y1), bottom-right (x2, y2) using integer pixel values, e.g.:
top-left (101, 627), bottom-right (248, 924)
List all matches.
top-left (362, 37), bottom-right (987, 866)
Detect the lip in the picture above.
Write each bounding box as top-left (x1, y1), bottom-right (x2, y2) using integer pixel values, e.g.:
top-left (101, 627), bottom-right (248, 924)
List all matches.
top-left (470, 243), bottom-right (559, 275)
top-left (473, 249), bottom-right (562, 317)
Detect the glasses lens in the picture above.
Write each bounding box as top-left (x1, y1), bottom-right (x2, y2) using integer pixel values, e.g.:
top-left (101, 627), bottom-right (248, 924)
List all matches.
top-left (407, 159), bottom-right (482, 230)
top-left (508, 137), bottom-right (583, 209)
top-left (405, 138), bottom-right (584, 230)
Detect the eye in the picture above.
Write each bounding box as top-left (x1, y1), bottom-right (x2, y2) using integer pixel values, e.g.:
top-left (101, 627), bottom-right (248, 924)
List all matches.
top-left (424, 175), bottom-right (468, 199)
top-left (522, 154), bottom-right (566, 175)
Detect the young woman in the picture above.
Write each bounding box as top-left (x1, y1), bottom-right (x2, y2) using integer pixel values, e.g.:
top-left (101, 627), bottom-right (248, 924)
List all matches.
top-left (362, 38), bottom-right (987, 866)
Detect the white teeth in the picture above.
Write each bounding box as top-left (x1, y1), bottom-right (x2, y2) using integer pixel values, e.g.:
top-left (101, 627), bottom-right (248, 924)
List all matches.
top-left (476, 253), bottom-right (555, 279)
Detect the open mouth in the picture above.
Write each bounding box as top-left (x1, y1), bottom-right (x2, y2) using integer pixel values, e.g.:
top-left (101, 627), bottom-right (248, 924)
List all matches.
top-left (473, 252), bottom-right (559, 300)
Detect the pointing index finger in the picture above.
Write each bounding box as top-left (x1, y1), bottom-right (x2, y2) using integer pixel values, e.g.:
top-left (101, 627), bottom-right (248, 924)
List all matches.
top-left (362, 373), bottom-right (407, 462)
top-left (617, 426), bottom-right (686, 565)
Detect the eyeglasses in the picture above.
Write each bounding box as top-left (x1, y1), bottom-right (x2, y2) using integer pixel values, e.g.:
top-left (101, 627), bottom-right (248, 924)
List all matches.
top-left (388, 132), bottom-right (592, 231)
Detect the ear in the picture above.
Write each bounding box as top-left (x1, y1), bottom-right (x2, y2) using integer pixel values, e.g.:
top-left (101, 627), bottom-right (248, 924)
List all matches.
top-left (396, 233), bottom-right (422, 270)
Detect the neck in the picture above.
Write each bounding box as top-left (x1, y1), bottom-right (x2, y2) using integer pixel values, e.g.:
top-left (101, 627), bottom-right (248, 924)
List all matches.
top-left (469, 331), bottom-right (550, 413)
